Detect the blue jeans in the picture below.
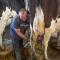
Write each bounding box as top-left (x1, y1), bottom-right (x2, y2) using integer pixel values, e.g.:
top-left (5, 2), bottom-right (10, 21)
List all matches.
top-left (12, 38), bottom-right (21, 60)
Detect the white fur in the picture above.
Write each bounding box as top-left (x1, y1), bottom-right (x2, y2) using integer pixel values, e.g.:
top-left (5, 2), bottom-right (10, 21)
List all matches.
top-left (44, 18), bottom-right (60, 60)
top-left (0, 7), bottom-right (17, 45)
top-left (32, 5), bottom-right (60, 60)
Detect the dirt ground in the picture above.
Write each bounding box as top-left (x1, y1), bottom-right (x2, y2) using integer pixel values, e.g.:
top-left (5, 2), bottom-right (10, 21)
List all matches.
top-left (0, 40), bottom-right (60, 60)
top-left (47, 45), bottom-right (60, 60)
top-left (0, 46), bottom-right (60, 60)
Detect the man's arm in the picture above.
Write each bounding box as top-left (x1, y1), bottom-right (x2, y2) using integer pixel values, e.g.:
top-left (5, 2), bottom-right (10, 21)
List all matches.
top-left (12, 16), bottom-right (25, 39)
top-left (15, 28), bottom-right (25, 39)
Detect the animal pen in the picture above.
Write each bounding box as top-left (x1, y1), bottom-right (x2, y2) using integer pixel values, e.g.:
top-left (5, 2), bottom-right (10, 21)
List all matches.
top-left (0, 0), bottom-right (60, 60)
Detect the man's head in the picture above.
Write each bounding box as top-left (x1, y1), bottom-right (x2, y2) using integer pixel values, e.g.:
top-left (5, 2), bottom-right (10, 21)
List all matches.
top-left (19, 8), bottom-right (28, 21)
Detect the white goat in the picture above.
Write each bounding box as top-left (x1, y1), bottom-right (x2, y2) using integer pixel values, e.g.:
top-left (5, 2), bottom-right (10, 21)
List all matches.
top-left (44, 17), bottom-right (60, 60)
top-left (0, 7), bottom-right (17, 45)
top-left (32, 5), bottom-right (60, 60)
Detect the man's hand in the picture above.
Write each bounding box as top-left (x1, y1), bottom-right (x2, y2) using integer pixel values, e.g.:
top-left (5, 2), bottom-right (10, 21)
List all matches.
top-left (15, 28), bottom-right (25, 39)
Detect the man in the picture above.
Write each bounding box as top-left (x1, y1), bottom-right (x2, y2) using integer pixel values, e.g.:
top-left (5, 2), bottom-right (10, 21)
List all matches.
top-left (10, 9), bottom-right (30, 60)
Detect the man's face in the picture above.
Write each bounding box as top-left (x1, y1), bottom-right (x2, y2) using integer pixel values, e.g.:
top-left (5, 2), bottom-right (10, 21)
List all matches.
top-left (19, 11), bottom-right (28, 21)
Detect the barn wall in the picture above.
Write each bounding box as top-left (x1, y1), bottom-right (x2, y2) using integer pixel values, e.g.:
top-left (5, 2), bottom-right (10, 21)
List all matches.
top-left (0, 0), bottom-right (25, 16)
top-left (58, 0), bottom-right (60, 15)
